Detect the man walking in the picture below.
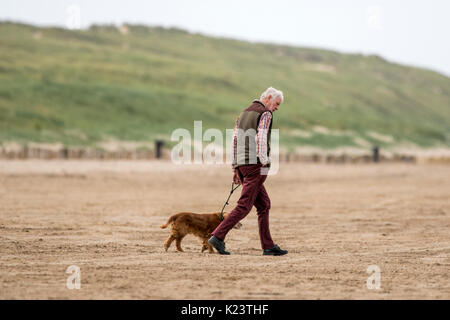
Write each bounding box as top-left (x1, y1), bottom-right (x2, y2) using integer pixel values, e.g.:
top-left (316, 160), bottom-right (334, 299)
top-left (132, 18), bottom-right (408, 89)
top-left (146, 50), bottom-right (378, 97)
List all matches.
top-left (208, 87), bottom-right (288, 256)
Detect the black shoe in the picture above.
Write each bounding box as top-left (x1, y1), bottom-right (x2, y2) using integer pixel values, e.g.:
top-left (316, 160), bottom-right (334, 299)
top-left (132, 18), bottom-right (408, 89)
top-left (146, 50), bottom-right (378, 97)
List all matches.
top-left (208, 235), bottom-right (230, 255)
top-left (263, 244), bottom-right (288, 256)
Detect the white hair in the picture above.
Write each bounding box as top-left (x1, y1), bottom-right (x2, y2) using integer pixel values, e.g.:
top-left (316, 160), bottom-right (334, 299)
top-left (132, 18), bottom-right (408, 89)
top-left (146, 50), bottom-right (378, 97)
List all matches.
top-left (260, 87), bottom-right (284, 103)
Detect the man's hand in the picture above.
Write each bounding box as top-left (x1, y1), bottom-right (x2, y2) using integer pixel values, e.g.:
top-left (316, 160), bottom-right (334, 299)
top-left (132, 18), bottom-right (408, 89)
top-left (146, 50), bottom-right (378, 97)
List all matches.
top-left (233, 170), bottom-right (241, 185)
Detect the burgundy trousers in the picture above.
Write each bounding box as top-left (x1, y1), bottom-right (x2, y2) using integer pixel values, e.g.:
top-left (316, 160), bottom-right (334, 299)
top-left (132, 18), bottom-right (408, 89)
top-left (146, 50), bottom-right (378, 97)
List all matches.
top-left (212, 164), bottom-right (275, 250)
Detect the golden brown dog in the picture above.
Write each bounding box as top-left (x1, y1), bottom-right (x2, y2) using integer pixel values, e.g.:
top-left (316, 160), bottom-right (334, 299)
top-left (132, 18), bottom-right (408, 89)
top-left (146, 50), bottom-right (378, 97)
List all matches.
top-left (160, 212), bottom-right (241, 253)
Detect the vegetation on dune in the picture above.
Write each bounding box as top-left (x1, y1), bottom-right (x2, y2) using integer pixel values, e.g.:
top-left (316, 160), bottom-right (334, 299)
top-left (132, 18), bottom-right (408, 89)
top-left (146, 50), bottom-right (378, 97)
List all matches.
top-left (0, 22), bottom-right (449, 150)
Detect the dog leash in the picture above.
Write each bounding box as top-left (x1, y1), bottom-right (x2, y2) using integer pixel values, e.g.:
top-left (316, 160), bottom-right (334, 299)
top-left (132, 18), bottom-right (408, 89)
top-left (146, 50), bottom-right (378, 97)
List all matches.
top-left (219, 182), bottom-right (241, 221)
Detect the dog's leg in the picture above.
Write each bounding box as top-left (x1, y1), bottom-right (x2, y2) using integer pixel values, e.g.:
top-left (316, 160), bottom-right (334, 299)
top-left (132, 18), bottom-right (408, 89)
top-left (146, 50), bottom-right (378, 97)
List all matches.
top-left (164, 235), bottom-right (176, 251)
top-left (201, 238), bottom-right (209, 253)
top-left (200, 237), bottom-right (208, 252)
top-left (175, 236), bottom-right (185, 252)
top-left (201, 238), bottom-right (214, 253)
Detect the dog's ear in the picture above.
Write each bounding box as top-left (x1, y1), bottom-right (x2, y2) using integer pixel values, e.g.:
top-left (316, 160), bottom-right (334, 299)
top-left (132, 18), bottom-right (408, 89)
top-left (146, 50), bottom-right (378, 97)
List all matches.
top-left (233, 222), bottom-right (242, 230)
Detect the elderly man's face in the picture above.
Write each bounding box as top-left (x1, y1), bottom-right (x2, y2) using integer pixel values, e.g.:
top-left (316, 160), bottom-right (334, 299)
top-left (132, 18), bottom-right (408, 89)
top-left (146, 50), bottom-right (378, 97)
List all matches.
top-left (264, 95), bottom-right (282, 112)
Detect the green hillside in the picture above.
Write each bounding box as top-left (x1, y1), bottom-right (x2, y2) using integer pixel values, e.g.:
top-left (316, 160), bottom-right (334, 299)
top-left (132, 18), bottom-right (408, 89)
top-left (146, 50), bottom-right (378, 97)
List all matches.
top-left (0, 22), bottom-right (449, 151)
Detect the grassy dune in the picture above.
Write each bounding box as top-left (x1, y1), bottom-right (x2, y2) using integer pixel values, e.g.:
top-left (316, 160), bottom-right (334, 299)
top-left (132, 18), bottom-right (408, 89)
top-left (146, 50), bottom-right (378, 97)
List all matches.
top-left (0, 22), bottom-right (449, 150)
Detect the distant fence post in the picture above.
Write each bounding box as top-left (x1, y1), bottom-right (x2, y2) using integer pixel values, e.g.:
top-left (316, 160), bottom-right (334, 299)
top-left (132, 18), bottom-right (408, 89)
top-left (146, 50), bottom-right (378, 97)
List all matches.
top-left (155, 140), bottom-right (164, 159)
top-left (61, 147), bottom-right (68, 159)
top-left (372, 146), bottom-right (379, 163)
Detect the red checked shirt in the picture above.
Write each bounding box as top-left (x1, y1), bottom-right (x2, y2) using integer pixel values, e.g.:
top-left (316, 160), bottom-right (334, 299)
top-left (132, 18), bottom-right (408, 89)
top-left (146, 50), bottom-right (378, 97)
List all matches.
top-left (232, 108), bottom-right (272, 168)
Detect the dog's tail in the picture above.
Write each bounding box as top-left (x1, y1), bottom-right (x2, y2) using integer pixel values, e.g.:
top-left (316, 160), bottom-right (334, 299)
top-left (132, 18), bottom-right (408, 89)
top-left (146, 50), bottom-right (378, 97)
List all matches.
top-left (160, 215), bottom-right (177, 229)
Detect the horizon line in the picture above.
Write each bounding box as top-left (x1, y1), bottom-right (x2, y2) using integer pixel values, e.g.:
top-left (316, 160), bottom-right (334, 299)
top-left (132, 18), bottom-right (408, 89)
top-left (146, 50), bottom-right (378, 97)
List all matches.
top-left (1, 19), bottom-right (449, 78)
